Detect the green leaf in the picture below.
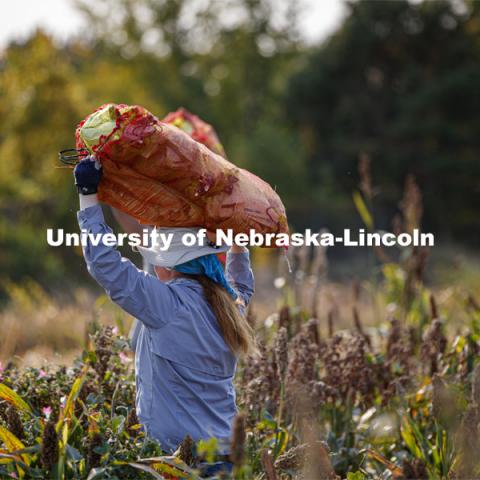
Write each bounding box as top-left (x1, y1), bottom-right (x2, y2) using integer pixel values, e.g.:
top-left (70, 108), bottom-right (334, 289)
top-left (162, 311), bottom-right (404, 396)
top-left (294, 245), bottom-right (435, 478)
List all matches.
top-left (0, 384), bottom-right (33, 415)
top-left (0, 425), bottom-right (31, 478)
top-left (401, 421), bottom-right (420, 458)
top-left (66, 444), bottom-right (82, 462)
top-left (127, 462), bottom-right (166, 479)
top-left (0, 450), bottom-right (15, 465)
top-left (347, 472), bottom-right (366, 480)
top-left (272, 429), bottom-right (288, 458)
top-left (57, 366), bottom-right (88, 431)
top-left (144, 456), bottom-right (201, 479)
top-left (86, 467), bottom-right (109, 480)
top-left (353, 191), bottom-right (374, 230)
top-left (82, 350), bottom-right (97, 364)
top-left (400, 416), bottom-right (428, 462)
top-left (112, 415), bottom-right (126, 435)
top-left (0, 426), bottom-right (27, 459)
top-left (197, 438), bottom-right (218, 463)
top-left (0, 453), bottom-right (33, 476)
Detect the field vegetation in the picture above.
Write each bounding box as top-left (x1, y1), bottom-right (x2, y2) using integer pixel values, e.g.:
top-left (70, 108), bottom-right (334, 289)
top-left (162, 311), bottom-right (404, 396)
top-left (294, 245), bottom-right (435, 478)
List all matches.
top-left (0, 176), bottom-right (479, 479)
top-left (1, 0), bottom-right (479, 478)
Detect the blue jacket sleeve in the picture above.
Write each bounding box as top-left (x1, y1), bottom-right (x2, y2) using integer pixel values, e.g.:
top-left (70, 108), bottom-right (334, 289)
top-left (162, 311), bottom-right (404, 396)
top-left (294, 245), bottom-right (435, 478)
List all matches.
top-left (77, 204), bottom-right (178, 329)
top-left (225, 251), bottom-right (254, 306)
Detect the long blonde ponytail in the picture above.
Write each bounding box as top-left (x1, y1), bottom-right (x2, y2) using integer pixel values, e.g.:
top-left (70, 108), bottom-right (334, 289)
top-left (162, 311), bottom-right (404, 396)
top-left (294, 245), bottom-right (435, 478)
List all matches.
top-left (187, 275), bottom-right (256, 355)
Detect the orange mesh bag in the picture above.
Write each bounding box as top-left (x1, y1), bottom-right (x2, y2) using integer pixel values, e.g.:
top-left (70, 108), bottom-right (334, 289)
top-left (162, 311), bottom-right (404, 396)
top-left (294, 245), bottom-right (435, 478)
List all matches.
top-left (75, 104), bottom-right (288, 236)
top-left (162, 107), bottom-right (226, 157)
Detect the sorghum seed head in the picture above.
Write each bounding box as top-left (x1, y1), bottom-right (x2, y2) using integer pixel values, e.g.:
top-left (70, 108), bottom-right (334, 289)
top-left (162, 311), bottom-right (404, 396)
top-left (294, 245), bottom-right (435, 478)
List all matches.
top-left (230, 413), bottom-right (246, 467)
top-left (274, 327), bottom-right (288, 380)
top-left (6, 406), bottom-right (24, 440)
top-left (41, 420), bottom-right (59, 472)
top-left (178, 434), bottom-right (195, 467)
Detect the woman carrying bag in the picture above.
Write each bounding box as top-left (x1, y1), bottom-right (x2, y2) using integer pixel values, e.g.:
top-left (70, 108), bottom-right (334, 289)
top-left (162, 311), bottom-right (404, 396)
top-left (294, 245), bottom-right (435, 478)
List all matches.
top-left (74, 157), bottom-right (255, 475)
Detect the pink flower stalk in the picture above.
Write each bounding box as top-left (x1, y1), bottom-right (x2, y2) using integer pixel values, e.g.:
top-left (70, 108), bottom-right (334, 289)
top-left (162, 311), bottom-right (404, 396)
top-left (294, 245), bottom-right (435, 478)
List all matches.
top-left (42, 406), bottom-right (52, 419)
top-left (39, 369), bottom-right (47, 378)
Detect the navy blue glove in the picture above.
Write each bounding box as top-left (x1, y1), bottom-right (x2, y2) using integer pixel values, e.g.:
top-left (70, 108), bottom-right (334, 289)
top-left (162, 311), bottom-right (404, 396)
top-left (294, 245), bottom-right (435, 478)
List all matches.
top-left (74, 157), bottom-right (102, 195)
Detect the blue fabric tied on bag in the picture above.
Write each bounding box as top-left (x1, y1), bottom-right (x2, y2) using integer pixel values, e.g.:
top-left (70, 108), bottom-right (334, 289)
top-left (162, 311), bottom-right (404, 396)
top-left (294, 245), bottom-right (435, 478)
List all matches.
top-left (174, 254), bottom-right (238, 300)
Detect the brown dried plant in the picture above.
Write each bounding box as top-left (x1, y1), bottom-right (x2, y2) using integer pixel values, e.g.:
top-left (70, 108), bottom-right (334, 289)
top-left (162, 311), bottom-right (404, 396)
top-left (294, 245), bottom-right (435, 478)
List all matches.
top-left (41, 419), bottom-right (59, 473)
top-left (230, 413), bottom-right (246, 471)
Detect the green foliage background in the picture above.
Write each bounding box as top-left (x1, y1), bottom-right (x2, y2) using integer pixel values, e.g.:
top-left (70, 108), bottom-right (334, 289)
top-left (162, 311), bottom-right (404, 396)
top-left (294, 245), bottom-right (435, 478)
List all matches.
top-left (0, 0), bottom-right (478, 292)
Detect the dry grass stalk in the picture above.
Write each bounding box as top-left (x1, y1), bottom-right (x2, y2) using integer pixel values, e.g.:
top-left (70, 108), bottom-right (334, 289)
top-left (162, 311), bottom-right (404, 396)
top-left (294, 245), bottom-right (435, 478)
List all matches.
top-left (278, 305), bottom-right (291, 336)
top-left (293, 245), bottom-right (310, 308)
top-left (353, 306), bottom-right (372, 350)
top-left (429, 294), bottom-right (438, 320)
top-left (358, 152), bottom-right (373, 200)
top-left (274, 327), bottom-right (288, 381)
top-left (352, 279), bottom-right (361, 304)
top-left (404, 247), bottom-right (429, 302)
top-left (421, 319), bottom-right (447, 375)
top-left (310, 237), bottom-right (328, 317)
top-left (400, 174), bottom-right (423, 233)
top-left (230, 412), bottom-right (246, 469)
top-left (327, 309), bottom-right (334, 337)
top-left (306, 318), bottom-right (320, 346)
top-left (261, 450), bottom-right (277, 480)
top-left (386, 318), bottom-right (413, 376)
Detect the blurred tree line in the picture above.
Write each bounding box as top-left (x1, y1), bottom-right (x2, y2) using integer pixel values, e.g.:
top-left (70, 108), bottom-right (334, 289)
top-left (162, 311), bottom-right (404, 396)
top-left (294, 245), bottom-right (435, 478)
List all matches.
top-left (0, 0), bottom-right (479, 295)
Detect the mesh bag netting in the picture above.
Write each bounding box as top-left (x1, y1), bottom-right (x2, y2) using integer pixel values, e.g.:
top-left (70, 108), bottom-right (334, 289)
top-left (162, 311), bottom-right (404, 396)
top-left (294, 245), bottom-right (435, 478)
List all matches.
top-left (75, 104), bottom-right (288, 237)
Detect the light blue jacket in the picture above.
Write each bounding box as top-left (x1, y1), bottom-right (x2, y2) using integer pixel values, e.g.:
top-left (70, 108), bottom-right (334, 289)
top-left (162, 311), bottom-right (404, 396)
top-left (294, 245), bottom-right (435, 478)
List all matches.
top-left (77, 205), bottom-right (254, 453)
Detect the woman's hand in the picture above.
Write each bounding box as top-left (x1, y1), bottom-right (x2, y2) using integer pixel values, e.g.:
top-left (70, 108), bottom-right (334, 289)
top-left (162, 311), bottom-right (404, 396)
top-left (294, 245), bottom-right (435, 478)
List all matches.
top-left (74, 157), bottom-right (102, 195)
